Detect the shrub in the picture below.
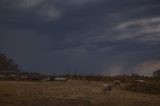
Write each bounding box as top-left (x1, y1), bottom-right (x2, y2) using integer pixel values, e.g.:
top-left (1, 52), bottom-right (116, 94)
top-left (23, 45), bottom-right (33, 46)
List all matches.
top-left (124, 81), bottom-right (160, 94)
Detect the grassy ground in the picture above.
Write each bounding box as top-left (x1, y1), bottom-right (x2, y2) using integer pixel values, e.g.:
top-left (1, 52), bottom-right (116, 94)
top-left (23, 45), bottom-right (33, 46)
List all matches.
top-left (0, 81), bottom-right (160, 106)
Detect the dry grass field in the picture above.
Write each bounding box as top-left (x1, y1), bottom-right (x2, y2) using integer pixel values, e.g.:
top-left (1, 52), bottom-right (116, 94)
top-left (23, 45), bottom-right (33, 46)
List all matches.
top-left (0, 81), bottom-right (160, 106)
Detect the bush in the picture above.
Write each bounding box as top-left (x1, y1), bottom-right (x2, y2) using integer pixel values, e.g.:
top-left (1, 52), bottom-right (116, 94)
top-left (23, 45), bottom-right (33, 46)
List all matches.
top-left (124, 81), bottom-right (160, 94)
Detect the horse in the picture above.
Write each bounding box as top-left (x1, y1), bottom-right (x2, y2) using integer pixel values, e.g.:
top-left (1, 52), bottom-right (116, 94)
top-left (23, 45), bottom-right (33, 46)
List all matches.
top-left (102, 83), bottom-right (112, 94)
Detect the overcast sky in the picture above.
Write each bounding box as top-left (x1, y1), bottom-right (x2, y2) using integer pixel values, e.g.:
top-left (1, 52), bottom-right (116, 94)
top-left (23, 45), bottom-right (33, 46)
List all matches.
top-left (0, 0), bottom-right (160, 76)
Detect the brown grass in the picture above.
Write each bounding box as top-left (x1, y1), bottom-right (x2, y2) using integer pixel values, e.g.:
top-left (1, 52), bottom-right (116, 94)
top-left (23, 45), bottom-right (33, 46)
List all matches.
top-left (0, 80), bottom-right (160, 106)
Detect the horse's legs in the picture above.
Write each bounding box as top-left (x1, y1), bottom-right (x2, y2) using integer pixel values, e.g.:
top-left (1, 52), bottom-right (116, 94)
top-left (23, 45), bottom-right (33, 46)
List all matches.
top-left (104, 90), bottom-right (106, 94)
top-left (102, 89), bottom-right (105, 94)
top-left (109, 86), bottom-right (111, 94)
top-left (109, 89), bottom-right (111, 94)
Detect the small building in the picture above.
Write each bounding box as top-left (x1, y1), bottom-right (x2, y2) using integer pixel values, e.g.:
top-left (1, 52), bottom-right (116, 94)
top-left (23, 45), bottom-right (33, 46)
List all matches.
top-left (135, 80), bottom-right (146, 83)
top-left (54, 77), bottom-right (67, 81)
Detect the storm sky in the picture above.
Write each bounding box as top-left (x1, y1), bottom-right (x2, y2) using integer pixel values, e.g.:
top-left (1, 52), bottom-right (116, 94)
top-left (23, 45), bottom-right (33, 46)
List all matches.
top-left (0, 0), bottom-right (160, 76)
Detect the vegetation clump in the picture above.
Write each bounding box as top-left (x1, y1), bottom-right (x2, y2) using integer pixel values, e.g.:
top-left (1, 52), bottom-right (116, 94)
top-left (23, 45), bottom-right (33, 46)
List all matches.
top-left (124, 81), bottom-right (160, 94)
top-left (0, 53), bottom-right (19, 72)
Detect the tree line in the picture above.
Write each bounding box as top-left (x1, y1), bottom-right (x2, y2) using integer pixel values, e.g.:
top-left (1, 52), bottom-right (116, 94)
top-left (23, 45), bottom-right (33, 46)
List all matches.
top-left (0, 53), bottom-right (20, 72)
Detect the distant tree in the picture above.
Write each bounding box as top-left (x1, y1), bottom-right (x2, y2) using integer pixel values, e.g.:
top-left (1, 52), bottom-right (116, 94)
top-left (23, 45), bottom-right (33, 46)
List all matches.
top-left (153, 68), bottom-right (160, 79)
top-left (131, 73), bottom-right (141, 79)
top-left (0, 53), bottom-right (20, 72)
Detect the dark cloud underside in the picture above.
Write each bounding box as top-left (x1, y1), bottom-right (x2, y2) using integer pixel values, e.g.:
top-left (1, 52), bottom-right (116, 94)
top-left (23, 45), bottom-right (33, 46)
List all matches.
top-left (0, 0), bottom-right (160, 76)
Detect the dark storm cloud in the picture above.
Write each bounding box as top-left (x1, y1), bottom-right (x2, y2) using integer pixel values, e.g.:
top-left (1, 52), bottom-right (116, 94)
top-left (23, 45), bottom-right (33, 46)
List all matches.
top-left (0, 0), bottom-right (160, 75)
